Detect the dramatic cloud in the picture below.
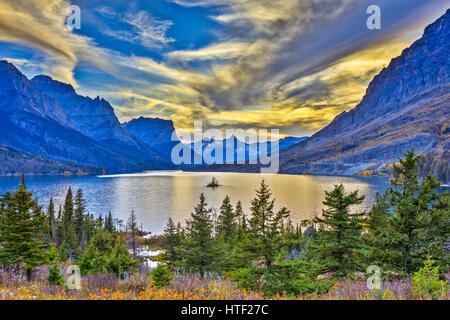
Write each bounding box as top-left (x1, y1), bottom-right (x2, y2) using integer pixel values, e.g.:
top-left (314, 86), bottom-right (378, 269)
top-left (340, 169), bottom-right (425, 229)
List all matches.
top-left (0, 0), bottom-right (448, 136)
top-left (0, 0), bottom-right (112, 85)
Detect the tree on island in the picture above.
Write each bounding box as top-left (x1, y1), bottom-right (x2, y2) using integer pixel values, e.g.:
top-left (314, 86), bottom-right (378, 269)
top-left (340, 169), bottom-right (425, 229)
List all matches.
top-left (0, 174), bottom-right (51, 281)
top-left (206, 177), bottom-right (220, 188)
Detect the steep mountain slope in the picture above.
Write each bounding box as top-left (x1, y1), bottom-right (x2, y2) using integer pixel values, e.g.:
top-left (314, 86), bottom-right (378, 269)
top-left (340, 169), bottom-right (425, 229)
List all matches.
top-left (279, 9), bottom-right (450, 183)
top-left (0, 61), bottom-right (69, 125)
top-left (31, 76), bottom-right (167, 164)
top-left (0, 62), bottom-right (171, 174)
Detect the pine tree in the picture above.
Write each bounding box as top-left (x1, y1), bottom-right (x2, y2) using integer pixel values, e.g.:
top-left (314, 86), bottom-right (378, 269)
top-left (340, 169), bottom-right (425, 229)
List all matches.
top-left (47, 197), bottom-right (56, 243)
top-left (106, 238), bottom-right (138, 276)
top-left (162, 218), bottom-right (182, 269)
top-left (105, 212), bottom-right (115, 233)
top-left (74, 189), bottom-right (87, 244)
top-left (217, 196), bottom-right (238, 243)
top-left (61, 187), bottom-right (77, 260)
top-left (0, 175), bottom-right (51, 280)
top-left (244, 180), bottom-right (290, 268)
top-left (309, 184), bottom-right (365, 277)
top-left (369, 149), bottom-right (450, 275)
top-left (151, 263), bottom-right (174, 288)
top-left (127, 211), bottom-right (139, 260)
top-left (235, 201), bottom-right (246, 228)
top-left (55, 206), bottom-right (63, 247)
top-left (181, 193), bottom-right (220, 275)
top-left (360, 192), bottom-right (392, 271)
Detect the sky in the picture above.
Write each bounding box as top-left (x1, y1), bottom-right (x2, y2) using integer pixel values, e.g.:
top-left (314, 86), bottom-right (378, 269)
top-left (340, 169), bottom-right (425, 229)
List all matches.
top-left (0, 0), bottom-right (448, 137)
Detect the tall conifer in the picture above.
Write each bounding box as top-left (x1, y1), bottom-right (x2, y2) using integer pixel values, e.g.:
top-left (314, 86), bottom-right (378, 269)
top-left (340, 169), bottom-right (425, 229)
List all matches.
top-left (0, 175), bottom-right (50, 280)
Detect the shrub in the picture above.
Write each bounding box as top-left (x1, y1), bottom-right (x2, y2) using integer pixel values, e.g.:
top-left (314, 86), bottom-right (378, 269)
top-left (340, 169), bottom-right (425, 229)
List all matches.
top-left (381, 289), bottom-right (396, 300)
top-left (46, 266), bottom-right (65, 286)
top-left (410, 257), bottom-right (447, 300)
top-left (228, 267), bottom-right (264, 292)
top-left (151, 264), bottom-right (174, 288)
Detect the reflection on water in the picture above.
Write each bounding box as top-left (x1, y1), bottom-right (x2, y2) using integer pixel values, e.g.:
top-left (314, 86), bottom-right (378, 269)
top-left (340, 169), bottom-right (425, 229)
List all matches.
top-left (0, 171), bottom-right (393, 234)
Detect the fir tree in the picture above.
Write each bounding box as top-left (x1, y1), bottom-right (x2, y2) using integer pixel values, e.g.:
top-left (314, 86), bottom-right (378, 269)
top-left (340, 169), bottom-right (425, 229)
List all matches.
top-left (217, 196), bottom-right (238, 243)
top-left (47, 197), bottom-right (56, 243)
top-left (74, 189), bottom-right (87, 244)
top-left (163, 218), bottom-right (182, 269)
top-left (61, 187), bottom-right (77, 260)
top-left (368, 149), bottom-right (450, 275)
top-left (151, 263), bottom-right (174, 288)
top-left (0, 175), bottom-right (51, 280)
top-left (106, 238), bottom-right (138, 276)
top-left (244, 180), bottom-right (290, 268)
top-left (55, 206), bottom-right (63, 247)
top-left (235, 201), bottom-right (246, 228)
top-left (105, 212), bottom-right (115, 233)
top-left (127, 211), bottom-right (139, 260)
top-left (309, 184), bottom-right (365, 277)
top-left (181, 193), bottom-right (220, 275)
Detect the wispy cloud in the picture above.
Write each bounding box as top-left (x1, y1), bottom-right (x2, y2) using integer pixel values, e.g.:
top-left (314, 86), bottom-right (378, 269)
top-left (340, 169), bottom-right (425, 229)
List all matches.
top-left (96, 6), bottom-right (174, 49)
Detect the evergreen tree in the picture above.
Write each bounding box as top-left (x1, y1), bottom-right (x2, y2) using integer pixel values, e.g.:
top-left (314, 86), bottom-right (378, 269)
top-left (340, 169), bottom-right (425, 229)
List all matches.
top-left (181, 193), bottom-right (221, 275)
top-left (217, 196), bottom-right (238, 243)
top-left (309, 184), bottom-right (365, 277)
top-left (47, 265), bottom-right (65, 286)
top-left (96, 214), bottom-right (103, 229)
top-left (0, 175), bottom-right (51, 280)
top-left (162, 218), bottom-right (182, 269)
top-left (243, 180), bottom-right (290, 268)
top-left (47, 197), bottom-right (56, 243)
top-left (235, 201), bottom-right (246, 229)
top-left (151, 263), bottom-right (174, 288)
top-left (127, 211), bottom-right (139, 260)
top-left (360, 192), bottom-right (392, 271)
top-left (61, 187), bottom-right (78, 260)
top-left (106, 238), bottom-right (138, 276)
top-left (368, 149), bottom-right (450, 275)
top-left (74, 189), bottom-right (87, 244)
top-left (55, 206), bottom-right (63, 247)
top-left (105, 212), bottom-right (115, 233)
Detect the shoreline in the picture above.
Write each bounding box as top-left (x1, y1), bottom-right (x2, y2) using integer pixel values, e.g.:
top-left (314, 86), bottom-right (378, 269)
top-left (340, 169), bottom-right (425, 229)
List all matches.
top-left (1, 170), bottom-right (448, 187)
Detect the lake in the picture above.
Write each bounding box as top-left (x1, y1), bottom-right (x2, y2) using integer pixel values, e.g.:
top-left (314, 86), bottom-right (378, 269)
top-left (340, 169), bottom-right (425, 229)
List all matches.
top-left (0, 171), bottom-right (395, 235)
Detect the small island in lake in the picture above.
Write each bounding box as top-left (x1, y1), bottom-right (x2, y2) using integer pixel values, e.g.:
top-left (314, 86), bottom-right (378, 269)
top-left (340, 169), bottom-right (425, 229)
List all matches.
top-left (206, 177), bottom-right (221, 188)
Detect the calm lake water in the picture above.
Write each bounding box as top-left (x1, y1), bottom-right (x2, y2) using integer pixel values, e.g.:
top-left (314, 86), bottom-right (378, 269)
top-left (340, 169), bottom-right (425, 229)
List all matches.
top-left (0, 171), bottom-right (396, 234)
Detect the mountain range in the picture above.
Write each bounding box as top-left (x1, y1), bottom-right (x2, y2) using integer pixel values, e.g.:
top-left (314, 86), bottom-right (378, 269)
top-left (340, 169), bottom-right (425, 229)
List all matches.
top-left (193, 9), bottom-right (449, 183)
top-left (0, 61), bottom-right (173, 175)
